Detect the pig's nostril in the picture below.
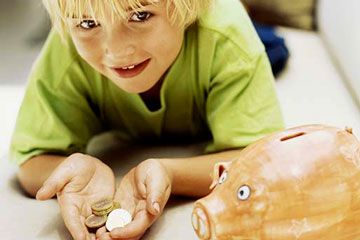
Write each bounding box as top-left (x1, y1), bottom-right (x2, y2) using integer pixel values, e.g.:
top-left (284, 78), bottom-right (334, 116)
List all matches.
top-left (199, 217), bottom-right (207, 236)
top-left (192, 207), bottom-right (210, 240)
top-left (192, 212), bottom-right (199, 230)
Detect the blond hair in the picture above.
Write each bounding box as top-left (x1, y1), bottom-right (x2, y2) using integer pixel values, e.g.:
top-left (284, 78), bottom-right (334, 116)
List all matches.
top-left (42, 0), bottom-right (212, 38)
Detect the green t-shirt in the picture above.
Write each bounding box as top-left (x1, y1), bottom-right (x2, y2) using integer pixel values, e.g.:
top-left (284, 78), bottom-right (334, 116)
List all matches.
top-left (10, 0), bottom-right (284, 165)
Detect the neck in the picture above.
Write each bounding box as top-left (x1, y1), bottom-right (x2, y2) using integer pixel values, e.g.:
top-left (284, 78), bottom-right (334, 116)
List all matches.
top-left (140, 76), bottom-right (165, 111)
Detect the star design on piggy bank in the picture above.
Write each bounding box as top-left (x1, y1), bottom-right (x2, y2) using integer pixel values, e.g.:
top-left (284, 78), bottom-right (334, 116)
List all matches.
top-left (288, 218), bottom-right (311, 239)
top-left (341, 144), bottom-right (360, 169)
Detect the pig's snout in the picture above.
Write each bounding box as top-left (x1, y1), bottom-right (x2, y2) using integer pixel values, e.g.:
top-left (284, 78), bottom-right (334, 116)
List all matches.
top-left (192, 205), bottom-right (211, 240)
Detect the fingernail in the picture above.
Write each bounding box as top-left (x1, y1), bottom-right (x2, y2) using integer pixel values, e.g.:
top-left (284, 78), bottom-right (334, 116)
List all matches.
top-left (36, 187), bottom-right (46, 198)
top-left (38, 186), bottom-right (45, 193)
top-left (153, 202), bottom-right (160, 214)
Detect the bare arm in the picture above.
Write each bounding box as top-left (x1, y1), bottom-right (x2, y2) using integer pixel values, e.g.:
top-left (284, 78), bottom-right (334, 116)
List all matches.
top-left (19, 148), bottom-right (242, 198)
top-left (18, 155), bottom-right (67, 197)
top-left (159, 149), bottom-right (243, 197)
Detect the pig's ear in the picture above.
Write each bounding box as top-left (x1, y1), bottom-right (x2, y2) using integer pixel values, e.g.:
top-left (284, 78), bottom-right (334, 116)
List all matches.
top-left (209, 161), bottom-right (232, 190)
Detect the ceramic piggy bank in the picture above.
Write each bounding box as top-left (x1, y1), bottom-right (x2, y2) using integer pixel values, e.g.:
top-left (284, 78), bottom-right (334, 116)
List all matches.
top-left (192, 125), bottom-right (360, 240)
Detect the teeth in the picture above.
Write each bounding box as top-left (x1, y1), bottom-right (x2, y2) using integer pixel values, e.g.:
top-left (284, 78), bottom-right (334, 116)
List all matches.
top-left (121, 65), bottom-right (135, 70)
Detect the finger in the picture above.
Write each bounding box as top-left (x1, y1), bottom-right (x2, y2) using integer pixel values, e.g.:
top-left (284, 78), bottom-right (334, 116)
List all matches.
top-left (96, 226), bottom-right (107, 239)
top-left (89, 233), bottom-right (96, 240)
top-left (98, 232), bottom-right (142, 240)
top-left (98, 231), bottom-right (142, 240)
top-left (98, 232), bottom-right (112, 240)
top-left (110, 209), bottom-right (154, 239)
top-left (117, 236), bottom-right (142, 240)
top-left (61, 203), bottom-right (90, 240)
top-left (134, 169), bottom-right (147, 199)
top-left (126, 237), bottom-right (142, 240)
top-left (122, 233), bottom-right (143, 240)
top-left (36, 161), bottom-right (74, 200)
top-left (114, 177), bottom-right (136, 216)
top-left (145, 175), bottom-right (171, 215)
top-left (134, 165), bottom-right (169, 215)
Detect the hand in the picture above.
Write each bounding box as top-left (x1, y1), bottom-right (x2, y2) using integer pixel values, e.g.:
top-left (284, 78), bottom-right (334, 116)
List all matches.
top-left (97, 159), bottom-right (172, 240)
top-left (36, 153), bottom-right (116, 240)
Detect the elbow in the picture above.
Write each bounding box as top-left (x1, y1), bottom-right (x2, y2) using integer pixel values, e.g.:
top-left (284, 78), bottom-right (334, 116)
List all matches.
top-left (17, 164), bottom-right (41, 198)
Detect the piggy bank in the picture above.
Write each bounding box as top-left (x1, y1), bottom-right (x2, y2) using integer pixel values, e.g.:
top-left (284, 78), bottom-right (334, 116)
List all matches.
top-left (192, 125), bottom-right (360, 240)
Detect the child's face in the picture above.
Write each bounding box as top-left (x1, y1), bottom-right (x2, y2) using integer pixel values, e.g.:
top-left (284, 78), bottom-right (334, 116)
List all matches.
top-left (67, 1), bottom-right (185, 93)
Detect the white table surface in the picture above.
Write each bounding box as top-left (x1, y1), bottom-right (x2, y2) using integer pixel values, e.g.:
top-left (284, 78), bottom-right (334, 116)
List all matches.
top-left (0, 85), bottom-right (26, 158)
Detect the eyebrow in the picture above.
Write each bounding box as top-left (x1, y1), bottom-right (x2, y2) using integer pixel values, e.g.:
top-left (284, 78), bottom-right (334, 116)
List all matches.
top-left (69, 14), bottom-right (92, 19)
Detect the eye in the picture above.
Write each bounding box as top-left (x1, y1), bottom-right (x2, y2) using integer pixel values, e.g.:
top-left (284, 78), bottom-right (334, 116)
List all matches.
top-left (237, 185), bottom-right (251, 201)
top-left (77, 19), bottom-right (100, 30)
top-left (218, 171), bottom-right (228, 184)
top-left (129, 11), bottom-right (153, 22)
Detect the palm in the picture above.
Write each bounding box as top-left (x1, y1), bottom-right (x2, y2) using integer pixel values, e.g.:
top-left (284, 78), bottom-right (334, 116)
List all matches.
top-left (58, 169), bottom-right (115, 218)
top-left (96, 159), bottom-right (171, 240)
top-left (54, 156), bottom-right (116, 238)
top-left (115, 168), bottom-right (146, 217)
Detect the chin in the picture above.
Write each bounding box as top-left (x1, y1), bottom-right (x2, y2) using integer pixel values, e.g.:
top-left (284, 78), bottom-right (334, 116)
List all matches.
top-left (114, 81), bottom-right (155, 94)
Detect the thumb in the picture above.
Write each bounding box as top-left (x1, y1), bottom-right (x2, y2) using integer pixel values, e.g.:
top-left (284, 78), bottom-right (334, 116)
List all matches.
top-left (145, 175), bottom-right (171, 216)
top-left (36, 162), bottom-right (74, 200)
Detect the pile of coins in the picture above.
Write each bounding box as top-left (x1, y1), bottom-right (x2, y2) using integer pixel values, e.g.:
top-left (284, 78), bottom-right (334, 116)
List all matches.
top-left (85, 198), bottom-right (120, 229)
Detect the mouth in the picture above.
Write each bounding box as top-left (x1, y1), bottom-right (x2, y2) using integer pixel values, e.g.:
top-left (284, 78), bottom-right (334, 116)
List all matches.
top-left (111, 58), bottom-right (151, 79)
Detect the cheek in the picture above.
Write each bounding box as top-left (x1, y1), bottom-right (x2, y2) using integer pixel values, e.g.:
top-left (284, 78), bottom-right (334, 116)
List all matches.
top-left (143, 23), bottom-right (184, 60)
top-left (72, 36), bottom-right (104, 63)
top-left (160, 29), bottom-right (183, 53)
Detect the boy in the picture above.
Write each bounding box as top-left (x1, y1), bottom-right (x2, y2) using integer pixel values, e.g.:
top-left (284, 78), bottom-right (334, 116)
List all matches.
top-left (10, 0), bottom-right (284, 239)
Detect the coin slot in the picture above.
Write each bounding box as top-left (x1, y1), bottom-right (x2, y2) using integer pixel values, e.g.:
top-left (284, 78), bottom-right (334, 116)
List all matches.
top-left (345, 127), bottom-right (353, 134)
top-left (280, 132), bottom-right (305, 142)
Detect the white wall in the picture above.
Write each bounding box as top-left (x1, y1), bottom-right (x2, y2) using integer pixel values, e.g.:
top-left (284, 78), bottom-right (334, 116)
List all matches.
top-left (318, 0), bottom-right (360, 106)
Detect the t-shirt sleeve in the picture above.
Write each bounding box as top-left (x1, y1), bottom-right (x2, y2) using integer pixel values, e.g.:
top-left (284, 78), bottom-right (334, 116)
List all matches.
top-left (9, 31), bottom-right (103, 165)
top-left (205, 46), bottom-right (285, 153)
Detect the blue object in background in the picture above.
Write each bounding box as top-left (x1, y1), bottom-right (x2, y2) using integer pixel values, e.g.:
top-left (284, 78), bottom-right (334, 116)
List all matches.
top-left (253, 22), bottom-right (290, 76)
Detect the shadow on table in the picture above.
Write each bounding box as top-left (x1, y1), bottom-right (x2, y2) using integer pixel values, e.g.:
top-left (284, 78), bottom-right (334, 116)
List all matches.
top-left (87, 132), bottom-right (208, 178)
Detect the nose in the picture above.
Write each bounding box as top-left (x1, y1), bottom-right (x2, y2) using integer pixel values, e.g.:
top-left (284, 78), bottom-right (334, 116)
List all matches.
top-left (105, 46), bottom-right (135, 60)
top-left (192, 206), bottom-right (211, 240)
top-left (104, 25), bottom-right (136, 60)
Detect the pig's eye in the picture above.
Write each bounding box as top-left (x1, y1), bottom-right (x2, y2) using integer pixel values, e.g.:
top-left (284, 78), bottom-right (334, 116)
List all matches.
top-left (237, 185), bottom-right (251, 200)
top-left (218, 171), bottom-right (228, 184)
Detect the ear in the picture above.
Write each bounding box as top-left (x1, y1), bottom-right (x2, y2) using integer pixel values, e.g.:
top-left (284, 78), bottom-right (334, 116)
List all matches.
top-left (209, 161), bottom-right (232, 190)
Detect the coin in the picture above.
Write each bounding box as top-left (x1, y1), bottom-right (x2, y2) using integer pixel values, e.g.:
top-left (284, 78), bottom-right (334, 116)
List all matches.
top-left (93, 201), bottom-right (121, 216)
top-left (113, 201), bottom-right (121, 209)
top-left (106, 209), bottom-right (132, 231)
top-left (93, 207), bottom-right (114, 216)
top-left (91, 198), bottom-right (114, 212)
top-left (85, 214), bottom-right (107, 229)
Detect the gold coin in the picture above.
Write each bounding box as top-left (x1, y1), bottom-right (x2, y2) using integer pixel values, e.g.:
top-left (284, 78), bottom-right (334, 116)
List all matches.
top-left (91, 198), bottom-right (114, 212)
top-left (93, 206), bottom-right (113, 216)
top-left (93, 201), bottom-right (121, 216)
top-left (85, 214), bottom-right (107, 229)
top-left (113, 201), bottom-right (121, 209)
